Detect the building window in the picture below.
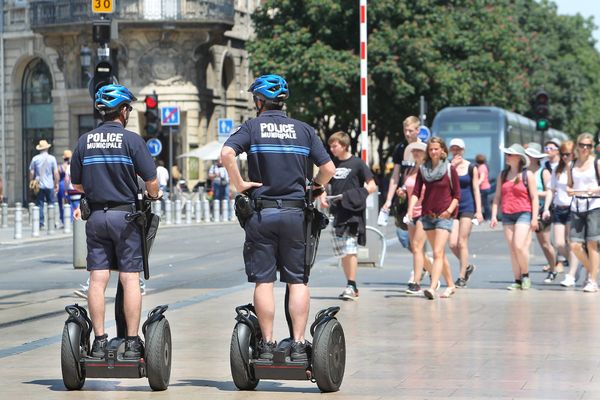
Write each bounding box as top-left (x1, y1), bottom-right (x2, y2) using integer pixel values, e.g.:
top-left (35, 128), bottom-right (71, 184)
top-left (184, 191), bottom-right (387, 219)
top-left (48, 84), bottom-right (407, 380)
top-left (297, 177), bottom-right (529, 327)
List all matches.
top-left (22, 58), bottom-right (53, 201)
top-left (78, 115), bottom-right (95, 136)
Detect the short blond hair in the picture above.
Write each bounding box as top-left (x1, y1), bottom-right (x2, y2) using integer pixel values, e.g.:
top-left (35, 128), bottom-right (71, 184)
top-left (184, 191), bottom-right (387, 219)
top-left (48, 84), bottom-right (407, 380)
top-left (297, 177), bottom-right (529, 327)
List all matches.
top-left (403, 116), bottom-right (420, 128)
top-left (328, 131), bottom-right (351, 150)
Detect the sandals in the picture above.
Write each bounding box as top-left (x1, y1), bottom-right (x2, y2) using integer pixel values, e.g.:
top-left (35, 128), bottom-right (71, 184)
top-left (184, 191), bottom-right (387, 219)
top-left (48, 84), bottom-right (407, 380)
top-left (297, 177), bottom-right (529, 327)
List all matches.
top-left (440, 287), bottom-right (456, 298)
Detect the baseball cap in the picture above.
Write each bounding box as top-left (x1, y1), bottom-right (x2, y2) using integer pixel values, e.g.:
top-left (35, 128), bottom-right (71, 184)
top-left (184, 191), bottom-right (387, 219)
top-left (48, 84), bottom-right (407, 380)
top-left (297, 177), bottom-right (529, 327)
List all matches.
top-left (449, 138), bottom-right (465, 149)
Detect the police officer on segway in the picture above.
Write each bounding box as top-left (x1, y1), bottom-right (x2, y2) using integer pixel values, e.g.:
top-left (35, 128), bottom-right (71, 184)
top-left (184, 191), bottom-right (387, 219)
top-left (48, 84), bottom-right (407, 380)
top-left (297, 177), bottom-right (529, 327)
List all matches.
top-left (70, 84), bottom-right (162, 360)
top-left (221, 74), bottom-right (335, 361)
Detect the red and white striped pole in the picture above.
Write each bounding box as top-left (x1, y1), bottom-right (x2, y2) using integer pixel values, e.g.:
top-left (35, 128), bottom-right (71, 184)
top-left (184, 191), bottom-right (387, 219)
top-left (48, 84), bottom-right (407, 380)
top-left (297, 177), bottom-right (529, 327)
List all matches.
top-left (359, 0), bottom-right (368, 163)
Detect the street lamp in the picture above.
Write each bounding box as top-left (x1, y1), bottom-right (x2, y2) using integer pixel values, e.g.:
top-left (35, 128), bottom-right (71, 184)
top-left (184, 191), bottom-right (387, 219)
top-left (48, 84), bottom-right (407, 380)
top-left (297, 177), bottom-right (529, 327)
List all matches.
top-left (80, 44), bottom-right (92, 88)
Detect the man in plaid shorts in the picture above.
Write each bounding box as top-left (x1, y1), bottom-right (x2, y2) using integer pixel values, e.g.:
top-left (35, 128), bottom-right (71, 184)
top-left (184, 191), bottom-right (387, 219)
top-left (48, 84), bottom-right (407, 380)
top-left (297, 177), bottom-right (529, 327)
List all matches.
top-left (319, 131), bottom-right (377, 300)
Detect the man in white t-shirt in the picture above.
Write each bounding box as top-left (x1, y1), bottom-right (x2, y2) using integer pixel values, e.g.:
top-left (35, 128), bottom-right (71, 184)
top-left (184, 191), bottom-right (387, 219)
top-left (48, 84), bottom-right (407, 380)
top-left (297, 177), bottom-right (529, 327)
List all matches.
top-left (156, 160), bottom-right (169, 192)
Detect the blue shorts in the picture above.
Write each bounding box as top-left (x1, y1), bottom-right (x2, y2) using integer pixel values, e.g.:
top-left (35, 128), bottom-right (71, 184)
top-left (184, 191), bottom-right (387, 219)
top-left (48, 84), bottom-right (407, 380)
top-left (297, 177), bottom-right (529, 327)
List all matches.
top-left (243, 207), bottom-right (306, 284)
top-left (86, 209), bottom-right (143, 272)
top-left (502, 211), bottom-right (532, 225)
top-left (552, 206), bottom-right (570, 225)
top-left (421, 215), bottom-right (453, 232)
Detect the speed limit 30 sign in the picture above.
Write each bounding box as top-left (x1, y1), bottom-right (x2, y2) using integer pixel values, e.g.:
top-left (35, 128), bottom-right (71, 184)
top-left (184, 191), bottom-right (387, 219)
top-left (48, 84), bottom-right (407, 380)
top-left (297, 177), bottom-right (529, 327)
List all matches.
top-left (92, 0), bottom-right (114, 13)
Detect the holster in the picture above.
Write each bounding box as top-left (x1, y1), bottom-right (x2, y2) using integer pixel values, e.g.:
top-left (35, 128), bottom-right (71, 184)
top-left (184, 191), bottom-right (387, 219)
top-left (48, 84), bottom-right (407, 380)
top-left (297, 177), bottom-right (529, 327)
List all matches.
top-left (234, 193), bottom-right (254, 228)
top-left (80, 197), bottom-right (91, 220)
top-left (303, 206), bottom-right (329, 281)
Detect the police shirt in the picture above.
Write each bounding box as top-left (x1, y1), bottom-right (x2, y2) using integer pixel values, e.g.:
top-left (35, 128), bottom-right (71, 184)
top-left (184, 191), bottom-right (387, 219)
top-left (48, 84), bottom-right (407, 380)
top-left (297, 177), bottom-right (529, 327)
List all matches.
top-left (70, 121), bottom-right (157, 204)
top-left (224, 110), bottom-right (330, 200)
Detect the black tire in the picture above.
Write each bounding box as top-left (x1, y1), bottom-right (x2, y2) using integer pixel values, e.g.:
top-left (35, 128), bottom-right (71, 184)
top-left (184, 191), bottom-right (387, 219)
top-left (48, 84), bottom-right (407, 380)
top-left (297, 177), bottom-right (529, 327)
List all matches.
top-left (61, 323), bottom-right (85, 390)
top-left (146, 318), bottom-right (172, 391)
top-left (230, 324), bottom-right (259, 390)
top-left (312, 319), bottom-right (345, 392)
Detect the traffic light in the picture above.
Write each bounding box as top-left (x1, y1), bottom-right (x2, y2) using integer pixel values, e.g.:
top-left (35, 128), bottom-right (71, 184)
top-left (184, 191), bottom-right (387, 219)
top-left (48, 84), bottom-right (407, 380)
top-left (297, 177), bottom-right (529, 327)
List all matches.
top-left (533, 90), bottom-right (550, 131)
top-left (144, 93), bottom-right (160, 136)
top-left (90, 60), bottom-right (116, 120)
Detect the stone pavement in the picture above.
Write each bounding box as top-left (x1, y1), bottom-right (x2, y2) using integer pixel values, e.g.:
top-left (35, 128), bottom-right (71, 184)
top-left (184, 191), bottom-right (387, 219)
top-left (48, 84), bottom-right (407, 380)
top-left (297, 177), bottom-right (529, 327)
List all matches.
top-left (3, 274), bottom-right (600, 399)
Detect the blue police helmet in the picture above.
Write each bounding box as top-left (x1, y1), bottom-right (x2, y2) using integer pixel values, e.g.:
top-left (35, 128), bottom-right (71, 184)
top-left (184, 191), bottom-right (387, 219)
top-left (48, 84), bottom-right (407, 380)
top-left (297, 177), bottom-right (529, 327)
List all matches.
top-left (248, 74), bottom-right (289, 102)
top-left (95, 84), bottom-right (137, 114)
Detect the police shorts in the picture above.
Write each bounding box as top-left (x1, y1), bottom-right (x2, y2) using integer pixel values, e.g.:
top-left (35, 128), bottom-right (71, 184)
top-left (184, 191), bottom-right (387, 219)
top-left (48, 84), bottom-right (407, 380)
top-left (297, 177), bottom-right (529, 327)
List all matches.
top-left (86, 210), bottom-right (143, 273)
top-left (570, 207), bottom-right (600, 243)
top-left (243, 207), bottom-right (306, 284)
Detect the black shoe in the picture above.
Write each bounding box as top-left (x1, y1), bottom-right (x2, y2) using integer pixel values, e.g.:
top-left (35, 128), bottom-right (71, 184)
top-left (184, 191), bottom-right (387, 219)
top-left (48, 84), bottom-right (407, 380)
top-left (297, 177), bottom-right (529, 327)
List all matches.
top-left (455, 277), bottom-right (467, 288)
top-left (465, 264), bottom-right (476, 282)
top-left (258, 340), bottom-right (277, 360)
top-left (406, 282), bottom-right (422, 294)
top-left (123, 336), bottom-right (144, 359)
top-left (91, 334), bottom-right (108, 358)
top-left (291, 341), bottom-right (311, 362)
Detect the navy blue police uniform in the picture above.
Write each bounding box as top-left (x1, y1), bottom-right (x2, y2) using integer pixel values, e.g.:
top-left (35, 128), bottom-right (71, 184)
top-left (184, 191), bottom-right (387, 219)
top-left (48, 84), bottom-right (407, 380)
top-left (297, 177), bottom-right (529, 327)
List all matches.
top-left (70, 121), bottom-right (157, 272)
top-left (225, 110), bottom-right (331, 283)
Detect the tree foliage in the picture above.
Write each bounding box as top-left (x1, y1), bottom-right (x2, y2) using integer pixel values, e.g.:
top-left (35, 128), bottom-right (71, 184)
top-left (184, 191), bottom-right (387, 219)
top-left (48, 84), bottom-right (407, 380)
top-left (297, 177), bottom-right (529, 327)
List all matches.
top-left (247, 0), bottom-right (600, 160)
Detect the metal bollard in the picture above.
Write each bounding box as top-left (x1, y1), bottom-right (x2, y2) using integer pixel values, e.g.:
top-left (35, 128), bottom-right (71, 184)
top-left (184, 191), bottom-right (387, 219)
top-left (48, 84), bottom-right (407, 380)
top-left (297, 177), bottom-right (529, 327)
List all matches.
top-left (28, 202), bottom-right (35, 225)
top-left (213, 199), bottom-right (221, 222)
top-left (164, 199), bottom-right (172, 225)
top-left (221, 199), bottom-right (229, 222)
top-left (73, 219), bottom-right (87, 269)
top-left (154, 200), bottom-right (162, 217)
top-left (32, 206), bottom-right (40, 237)
top-left (229, 199), bottom-right (235, 221)
top-left (43, 202), bottom-right (48, 231)
top-left (195, 199), bottom-right (201, 223)
top-left (202, 199), bottom-right (210, 222)
top-left (1, 203), bottom-right (7, 228)
top-left (63, 204), bottom-right (72, 234)
top-left (174, 199), bottom-right (182, 224)
top-left (14, 202), bottom-right (22, 240)
top-left (48, 204), bottom-right (56, 235)
top-left (185, 200), bottom-right (192, 224)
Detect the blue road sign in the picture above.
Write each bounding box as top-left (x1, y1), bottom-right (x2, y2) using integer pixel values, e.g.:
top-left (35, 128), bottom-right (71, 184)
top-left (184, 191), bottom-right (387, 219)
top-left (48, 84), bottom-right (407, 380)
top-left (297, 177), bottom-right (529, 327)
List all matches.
top-left (147, 138), bottom-right (162, 157)
top-left (418, 126), bottom-right (431, 142)
top-left (161, 107), bottom-right (180, 126)
top-left (218, 118), bottom-right (234, 136)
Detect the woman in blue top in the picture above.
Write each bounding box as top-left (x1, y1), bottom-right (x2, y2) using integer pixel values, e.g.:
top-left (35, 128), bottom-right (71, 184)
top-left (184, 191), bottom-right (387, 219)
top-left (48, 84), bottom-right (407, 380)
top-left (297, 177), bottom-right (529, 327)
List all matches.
top-left (448, 138), bottom-right (483, 288)
top-left (525, 143), bottom-right (555, 282)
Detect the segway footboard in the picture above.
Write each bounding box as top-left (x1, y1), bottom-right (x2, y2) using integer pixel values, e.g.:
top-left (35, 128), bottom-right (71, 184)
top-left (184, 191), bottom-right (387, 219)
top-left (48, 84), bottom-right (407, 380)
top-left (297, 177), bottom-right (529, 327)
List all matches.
top-left (253, 338), bottom-right (311, 381)
top-left (83, 338), bottom-right (146, 379)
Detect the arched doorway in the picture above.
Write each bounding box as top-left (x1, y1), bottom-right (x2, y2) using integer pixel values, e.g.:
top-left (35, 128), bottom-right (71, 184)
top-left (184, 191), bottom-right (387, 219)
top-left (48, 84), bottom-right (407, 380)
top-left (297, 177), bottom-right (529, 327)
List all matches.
top-left (22, 58), bottom-right (54, 201)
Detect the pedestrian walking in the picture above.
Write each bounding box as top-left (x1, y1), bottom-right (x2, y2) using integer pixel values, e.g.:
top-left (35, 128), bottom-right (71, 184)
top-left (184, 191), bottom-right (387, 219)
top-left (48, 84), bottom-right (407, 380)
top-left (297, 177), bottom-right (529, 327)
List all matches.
top-left (566, 133), bottom-right (600, 293)
top-left (490, 144), bottom-right (539, 290)
top-left (448, 138), bottom-right (483, 288)
top-left (409, 137), bottom-right (460, 300)
top-left (475, 154), bottom-right (491, 220)
top-left (57, 149), bottom-right (72, 226)
top-left (29, 139), bottom-right (59, 227)
top-left (525, 143), bottom-right (556, 281)
top-left (321, 131), bottom-right (377, 301)
top-left (221, 74), bottom-right (335, 360)
top-left (70, 84), bottom-right (162, 359)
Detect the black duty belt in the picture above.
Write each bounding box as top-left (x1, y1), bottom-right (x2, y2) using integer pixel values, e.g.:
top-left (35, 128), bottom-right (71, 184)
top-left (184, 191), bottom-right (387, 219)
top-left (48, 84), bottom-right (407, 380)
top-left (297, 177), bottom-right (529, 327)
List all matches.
top-left (255, 199), bottom-right (305, 210)
top-left (90, 202), bottom-right (135, 212)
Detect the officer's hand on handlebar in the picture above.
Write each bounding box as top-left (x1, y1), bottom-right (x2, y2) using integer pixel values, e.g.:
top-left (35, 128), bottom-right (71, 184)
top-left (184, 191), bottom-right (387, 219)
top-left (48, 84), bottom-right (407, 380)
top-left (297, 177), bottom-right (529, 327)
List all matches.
top-left (73, 207), bottom-right (81, 220)
top-left (145, 189), bottom-right (163, 201)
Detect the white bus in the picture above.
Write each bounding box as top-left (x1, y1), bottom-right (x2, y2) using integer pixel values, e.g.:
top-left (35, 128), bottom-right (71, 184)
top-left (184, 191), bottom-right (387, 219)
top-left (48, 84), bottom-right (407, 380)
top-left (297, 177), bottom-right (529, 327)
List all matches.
top-left (431, 106), bottom-right (569, 182)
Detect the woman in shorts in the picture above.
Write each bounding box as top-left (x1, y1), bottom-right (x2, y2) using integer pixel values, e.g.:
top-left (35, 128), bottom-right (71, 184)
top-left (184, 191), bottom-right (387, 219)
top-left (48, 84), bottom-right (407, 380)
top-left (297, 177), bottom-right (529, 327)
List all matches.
top-left (490, 144), bottom-right (539, 290)
top-left (409, 137), bottom-right (460, 300)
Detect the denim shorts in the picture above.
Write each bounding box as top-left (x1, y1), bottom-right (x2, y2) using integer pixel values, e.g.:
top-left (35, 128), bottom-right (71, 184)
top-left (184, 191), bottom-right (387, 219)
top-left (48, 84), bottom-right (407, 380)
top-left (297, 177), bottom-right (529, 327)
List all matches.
top-left (552, 206), bottom-right (570, 225)
top-left (421, 215), bottom-right (453, 232)
top-left (570, 207), bottom-right (600, 243)
top-left (502, 211), bottom-right (532, 225)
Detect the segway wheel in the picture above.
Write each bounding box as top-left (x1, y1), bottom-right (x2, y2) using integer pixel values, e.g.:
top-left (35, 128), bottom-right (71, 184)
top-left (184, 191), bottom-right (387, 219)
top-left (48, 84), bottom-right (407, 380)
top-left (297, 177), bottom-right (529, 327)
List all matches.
top-left (60, 323), bottom-right (85, 390)
top-left (312, 319), bottom-right (345, 392)
top-left (145, 318), bottom-right (172, 391)
top-left (230, 324), bottom-right (259, 390)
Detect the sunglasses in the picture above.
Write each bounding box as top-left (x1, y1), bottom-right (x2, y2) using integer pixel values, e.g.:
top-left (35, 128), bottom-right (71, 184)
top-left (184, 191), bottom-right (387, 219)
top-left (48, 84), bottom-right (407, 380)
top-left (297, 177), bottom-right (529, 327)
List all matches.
top-left (560, 153), bottom-right (571, 157)
top-left (578, 143), bottom-right (593, 149)
top-left (544, 146), bottom-right (558, 151)
top-left (123, 104), bottom-right (133, 112)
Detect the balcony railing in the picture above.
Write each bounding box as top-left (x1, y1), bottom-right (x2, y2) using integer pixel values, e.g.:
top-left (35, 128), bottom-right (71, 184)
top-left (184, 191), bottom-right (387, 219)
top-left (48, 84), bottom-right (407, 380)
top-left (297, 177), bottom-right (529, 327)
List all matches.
top-left (29, 0), bottom-right (235, 28)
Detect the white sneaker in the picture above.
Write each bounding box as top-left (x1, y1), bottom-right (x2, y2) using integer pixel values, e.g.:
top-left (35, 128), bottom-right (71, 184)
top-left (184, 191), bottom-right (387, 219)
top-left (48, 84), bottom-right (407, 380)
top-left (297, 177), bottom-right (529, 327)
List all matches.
top-left (583, 281), bottom-right (598, 293)
top-left (560, 274), bottom-right (575, 287)
top-left (408, 270), bottom-right (415, 285)
top-left (73, 287), bottom-right (88, 299)
top-left (338, 285), bottom-right (359, 301)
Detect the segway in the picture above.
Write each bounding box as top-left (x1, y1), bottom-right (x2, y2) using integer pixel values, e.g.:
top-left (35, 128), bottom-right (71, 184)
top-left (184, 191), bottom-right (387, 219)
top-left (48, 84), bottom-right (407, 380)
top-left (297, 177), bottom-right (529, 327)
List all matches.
top-left (230, 293), bottom-right (346, 392)
top-left (61, 191), bottom-right (171, 391)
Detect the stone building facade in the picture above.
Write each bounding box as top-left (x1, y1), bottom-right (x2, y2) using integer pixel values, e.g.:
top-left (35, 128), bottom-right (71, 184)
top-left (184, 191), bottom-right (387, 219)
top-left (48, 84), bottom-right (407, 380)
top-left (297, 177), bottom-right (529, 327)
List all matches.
top-left (1, 0), bottom-right (258, 203)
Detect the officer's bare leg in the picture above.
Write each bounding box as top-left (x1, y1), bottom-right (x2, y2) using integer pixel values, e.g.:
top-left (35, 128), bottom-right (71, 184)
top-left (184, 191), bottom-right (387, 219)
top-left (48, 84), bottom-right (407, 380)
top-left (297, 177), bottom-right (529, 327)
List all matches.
top-left (341, 254), bottom-right (357, 281)
top-left (287, 283), bottom-right (309, 342)
top-left (254, 282), bottom-right (275, 342)
top-left (119, 271), bottom-right (142, 337)
top-left (88, 269), bottom-right (110, 336)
